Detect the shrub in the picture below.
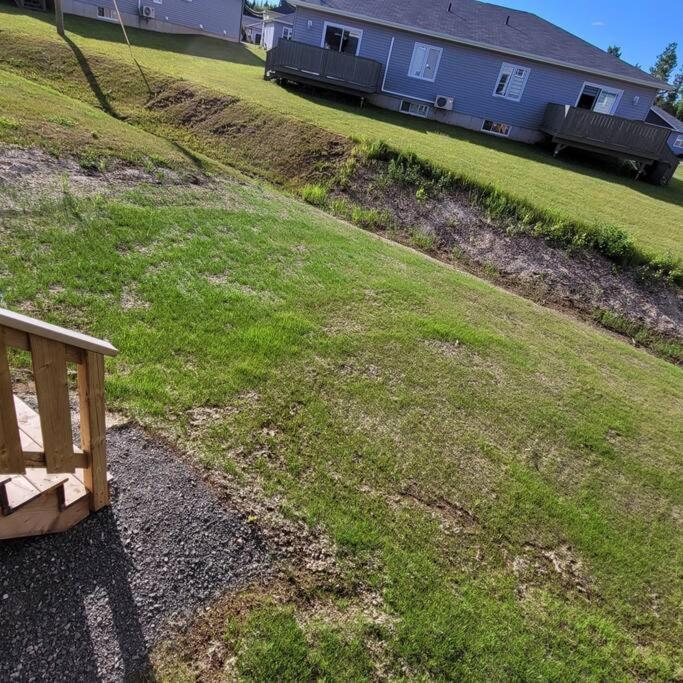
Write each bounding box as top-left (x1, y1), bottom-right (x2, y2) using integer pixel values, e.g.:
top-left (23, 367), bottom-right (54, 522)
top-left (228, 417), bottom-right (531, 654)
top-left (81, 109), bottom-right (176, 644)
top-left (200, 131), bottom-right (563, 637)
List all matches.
top-left (300, 184), bottom-right (328, 207)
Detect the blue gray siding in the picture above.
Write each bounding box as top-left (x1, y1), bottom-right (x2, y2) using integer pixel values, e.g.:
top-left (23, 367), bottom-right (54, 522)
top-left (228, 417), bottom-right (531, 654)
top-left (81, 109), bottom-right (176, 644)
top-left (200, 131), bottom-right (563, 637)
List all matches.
top-left (64, 0), bottom-right (243, 41)
top-left (292, 7), bottom-right (658, 135)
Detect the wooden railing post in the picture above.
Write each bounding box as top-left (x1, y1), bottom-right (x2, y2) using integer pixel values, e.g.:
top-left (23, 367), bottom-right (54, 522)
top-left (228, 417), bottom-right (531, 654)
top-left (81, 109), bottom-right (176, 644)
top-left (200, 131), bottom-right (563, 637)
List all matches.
top-left (77, 351), bottom-right (109, 511)
top-left (0, 328), bottom-right (24, 474)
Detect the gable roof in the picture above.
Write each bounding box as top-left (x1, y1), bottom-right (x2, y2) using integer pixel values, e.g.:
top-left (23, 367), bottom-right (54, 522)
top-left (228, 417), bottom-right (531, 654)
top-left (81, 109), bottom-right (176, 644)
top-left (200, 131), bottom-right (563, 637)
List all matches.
top-left (649, 106), bottom-right (683, 132)
top-left (291, 0), bottom-right (670, 91)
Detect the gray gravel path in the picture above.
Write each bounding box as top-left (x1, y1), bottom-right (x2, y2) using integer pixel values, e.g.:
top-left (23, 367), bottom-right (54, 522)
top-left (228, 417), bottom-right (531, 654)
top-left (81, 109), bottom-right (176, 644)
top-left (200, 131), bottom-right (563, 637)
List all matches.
top-left (0, 424), bottom-right (270, 682)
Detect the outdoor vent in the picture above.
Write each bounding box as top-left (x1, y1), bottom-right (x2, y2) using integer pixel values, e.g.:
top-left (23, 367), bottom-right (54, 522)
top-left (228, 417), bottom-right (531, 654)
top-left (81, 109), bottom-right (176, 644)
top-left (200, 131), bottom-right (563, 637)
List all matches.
top-left (434, 95), bottom-right (454, 111)
top-left (140, 5), bottom-right (155, 18)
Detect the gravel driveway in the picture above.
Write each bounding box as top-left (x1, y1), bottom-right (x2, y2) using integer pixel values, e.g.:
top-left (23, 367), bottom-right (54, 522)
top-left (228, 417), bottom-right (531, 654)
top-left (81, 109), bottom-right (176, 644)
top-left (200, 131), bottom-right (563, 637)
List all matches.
top-left (0, 424), bottom-right (270, 682)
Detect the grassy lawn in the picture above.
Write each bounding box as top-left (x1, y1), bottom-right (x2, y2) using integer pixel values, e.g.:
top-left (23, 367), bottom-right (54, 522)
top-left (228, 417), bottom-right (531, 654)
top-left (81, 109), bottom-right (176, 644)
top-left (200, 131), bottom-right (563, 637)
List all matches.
top-left (1, 5), bottom-right (682, 262)
top-left (0, 69), bottom-right (201, 170)
top-left (1, 168), bottom-right (681, 676)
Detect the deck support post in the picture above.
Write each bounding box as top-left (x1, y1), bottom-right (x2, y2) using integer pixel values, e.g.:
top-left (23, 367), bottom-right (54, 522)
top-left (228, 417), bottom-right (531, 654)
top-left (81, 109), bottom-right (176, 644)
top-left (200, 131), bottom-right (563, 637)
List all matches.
top-left (78, 351), bottom-right (109, 511)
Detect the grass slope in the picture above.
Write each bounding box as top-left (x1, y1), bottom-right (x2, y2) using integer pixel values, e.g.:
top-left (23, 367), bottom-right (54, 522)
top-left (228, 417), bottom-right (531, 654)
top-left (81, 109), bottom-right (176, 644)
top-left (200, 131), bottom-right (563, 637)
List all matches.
top-left (0, 69), bottom-right (201, 171)
top-left (1, 173), bottom-right (680, 678)
top-left (1, 6), bottom-right (681, 262)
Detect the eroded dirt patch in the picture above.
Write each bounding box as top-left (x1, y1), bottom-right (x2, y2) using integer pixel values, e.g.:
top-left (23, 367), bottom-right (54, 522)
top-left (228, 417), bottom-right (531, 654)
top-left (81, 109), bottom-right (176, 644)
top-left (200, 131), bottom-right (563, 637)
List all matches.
top-left (336, 161), bottom-right (683, 354)
top-left (0, 145), bottom-right (188, 211)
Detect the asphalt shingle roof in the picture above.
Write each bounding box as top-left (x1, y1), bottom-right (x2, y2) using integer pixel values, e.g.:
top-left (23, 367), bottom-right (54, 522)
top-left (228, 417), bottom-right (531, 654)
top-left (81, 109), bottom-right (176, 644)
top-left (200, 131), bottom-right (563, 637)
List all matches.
top-left (295, 0), bottom-right (668, 89)
top-left (649, 106), bottom-right (683, 132)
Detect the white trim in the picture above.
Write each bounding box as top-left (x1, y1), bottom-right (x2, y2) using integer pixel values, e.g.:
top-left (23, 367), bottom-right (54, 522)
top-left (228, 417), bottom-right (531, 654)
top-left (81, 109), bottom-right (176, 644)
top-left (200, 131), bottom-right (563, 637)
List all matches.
top-left (381, 36), bottom-right (435, 102)
top-left (481, 120), bottom-right (511, 137)
top-left (282, 25), bottom-right (293, 39)
top-left (289, 0), bottom-right (670, 91)
top-left (400, 100), bottom-right (431, 118)
top-left (492, 62), bottom-right (530, 102)
top-left (674, 135), bottom-right (683, 148)
top-left (575, 81), bottom-right (623, 115)
top-left (320, 20), bottom-right (363, 56)
top-left (408, 42), bottom-right (443, 82)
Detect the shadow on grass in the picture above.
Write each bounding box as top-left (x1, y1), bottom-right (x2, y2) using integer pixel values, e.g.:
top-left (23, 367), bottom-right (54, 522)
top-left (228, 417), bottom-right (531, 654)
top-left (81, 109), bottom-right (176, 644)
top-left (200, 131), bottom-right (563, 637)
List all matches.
top-left (0, 4), bottom-right (264, 67)
top-left (279, 81), bottom-right (683, 207)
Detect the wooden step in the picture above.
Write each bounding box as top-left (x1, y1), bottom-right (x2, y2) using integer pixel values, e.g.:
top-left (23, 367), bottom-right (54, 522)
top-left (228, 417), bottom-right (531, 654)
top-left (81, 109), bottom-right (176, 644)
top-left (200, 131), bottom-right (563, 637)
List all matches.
top-left (0, 474), bottom-right (67, 516)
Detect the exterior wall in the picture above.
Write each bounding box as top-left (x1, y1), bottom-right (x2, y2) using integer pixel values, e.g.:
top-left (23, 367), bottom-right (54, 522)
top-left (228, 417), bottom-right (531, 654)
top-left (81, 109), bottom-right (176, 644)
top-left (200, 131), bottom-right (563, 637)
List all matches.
top-left (669, 131), bottom-right (683, 156)
top-left (263, 18), bottom-right (293, 50)
top-left (292, 7), bottom-right (659, 142)
top-left (63, 0), bottom-right (243, 41)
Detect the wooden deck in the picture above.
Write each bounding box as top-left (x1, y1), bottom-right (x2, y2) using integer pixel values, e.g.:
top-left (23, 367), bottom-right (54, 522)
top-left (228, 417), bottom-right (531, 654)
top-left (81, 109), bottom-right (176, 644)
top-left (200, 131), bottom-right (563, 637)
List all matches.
top-left (0, 307), bottom-right (117, 540)
top-left (541, 103), bottom-right (679, 184)
top-left (265, 40), bottom-right (383, 95)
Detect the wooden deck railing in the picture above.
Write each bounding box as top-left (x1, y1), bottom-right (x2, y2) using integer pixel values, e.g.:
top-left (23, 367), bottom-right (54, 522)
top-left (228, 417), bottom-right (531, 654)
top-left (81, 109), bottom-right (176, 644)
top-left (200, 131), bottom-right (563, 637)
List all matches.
top-left (265, 40), bottom-right (382, 94)
top-left (0, 308), bottom-right (117, 511)
top-left (541, 104), bottom-right (671, 161)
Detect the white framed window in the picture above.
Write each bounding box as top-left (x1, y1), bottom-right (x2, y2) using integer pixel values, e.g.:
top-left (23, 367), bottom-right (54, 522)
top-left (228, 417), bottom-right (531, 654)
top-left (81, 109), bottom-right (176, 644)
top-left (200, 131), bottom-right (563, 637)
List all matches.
top-left (400, 100), bottom-right (430, 118)
top-left (97, 6), bottom-right (117, 20)
top-left (481, 120), bottom-right (510, 137)
top-left (674, 135), bottom-right (683, 148)
top-left (408, 42), bottom-right (442, 82)
top-left (575, 82), bottom-right (623, 115)
top-left (321, 22), bottom-right (362, 55)
top-left (282, 26), bottom-right (293, 40)
top-left (493, 63), bottom-right (530, 101)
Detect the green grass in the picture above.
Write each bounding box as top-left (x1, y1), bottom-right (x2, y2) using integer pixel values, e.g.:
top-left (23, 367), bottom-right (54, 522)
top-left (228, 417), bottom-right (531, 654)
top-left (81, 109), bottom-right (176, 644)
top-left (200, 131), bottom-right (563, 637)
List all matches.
top-left (1, 174), bottom-right (680, 678)
top-left (1, 6), bottom-right (681, 263)
top-left (0, 68), bottom-right (204, 171)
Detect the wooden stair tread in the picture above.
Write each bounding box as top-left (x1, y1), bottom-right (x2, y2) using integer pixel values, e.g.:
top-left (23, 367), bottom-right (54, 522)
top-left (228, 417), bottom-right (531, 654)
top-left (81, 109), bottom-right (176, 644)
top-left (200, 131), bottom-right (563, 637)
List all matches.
top-left (13, 395), bottom-right (84, 455)
top-left (0, 474), bottom-right (68, 515)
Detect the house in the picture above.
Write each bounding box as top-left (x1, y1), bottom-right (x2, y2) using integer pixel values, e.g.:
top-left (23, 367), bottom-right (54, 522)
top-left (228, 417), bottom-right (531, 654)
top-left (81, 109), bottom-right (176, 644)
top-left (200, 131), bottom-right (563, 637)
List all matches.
top-left (62, 0), bottom-right (243, 41)
top-left (646, 106), bottom-right (683, 157)
top-left (242, 11), bottom-right (264, 45)
top-left (261, 3), bottom-right (295, 51)
top-left (264, 0), bottom-right (678, 182)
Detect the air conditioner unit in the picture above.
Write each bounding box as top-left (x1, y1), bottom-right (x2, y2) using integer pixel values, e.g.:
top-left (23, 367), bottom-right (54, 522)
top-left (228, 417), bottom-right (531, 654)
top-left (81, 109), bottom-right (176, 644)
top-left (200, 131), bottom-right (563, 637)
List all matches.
top-left (434, 95), bottom-right (454, 111)
top-left (140, 5), bottom-right (155, 18)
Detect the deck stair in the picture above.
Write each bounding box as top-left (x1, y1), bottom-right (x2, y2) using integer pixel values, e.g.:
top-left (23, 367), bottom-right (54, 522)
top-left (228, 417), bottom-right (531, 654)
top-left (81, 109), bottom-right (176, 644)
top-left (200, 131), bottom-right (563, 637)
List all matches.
top-left (0, 308), bottom-right (118, 541)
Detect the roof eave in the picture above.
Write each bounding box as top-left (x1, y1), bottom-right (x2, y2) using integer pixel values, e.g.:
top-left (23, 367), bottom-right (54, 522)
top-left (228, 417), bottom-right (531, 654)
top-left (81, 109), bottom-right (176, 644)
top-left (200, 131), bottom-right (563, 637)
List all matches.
top-left (290, 0), bottom-right (671, 91)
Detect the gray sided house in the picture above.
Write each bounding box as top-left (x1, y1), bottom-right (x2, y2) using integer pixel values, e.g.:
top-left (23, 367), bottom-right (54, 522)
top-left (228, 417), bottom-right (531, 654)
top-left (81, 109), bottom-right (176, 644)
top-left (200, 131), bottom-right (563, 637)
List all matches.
top-left (242, 13), bottom-right (264, 44)
top-left (265, 0), bottom-right (678, 182)
top-left (646, 106), bottom-right (683, 157)
top-left (63, 0), bottom-right (243, 41)
top-left (262, 6), bottom-right (294, 50)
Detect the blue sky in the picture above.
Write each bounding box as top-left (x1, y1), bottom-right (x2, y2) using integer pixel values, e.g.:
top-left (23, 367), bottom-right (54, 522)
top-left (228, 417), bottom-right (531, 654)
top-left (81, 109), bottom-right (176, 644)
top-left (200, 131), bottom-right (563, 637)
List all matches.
top-left (493, 0), bottom-right (682, 74)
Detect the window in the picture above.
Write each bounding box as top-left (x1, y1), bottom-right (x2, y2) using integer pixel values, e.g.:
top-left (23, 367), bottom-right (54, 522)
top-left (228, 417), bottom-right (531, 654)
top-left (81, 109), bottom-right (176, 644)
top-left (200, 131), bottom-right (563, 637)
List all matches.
top-left (408, 42), bottom-right (442, 81)
top-left (97, 6), bottom-right (117, 20)
top-left (400, 100), bottom-right (430, 118)
top-left (282, 26), bottom-right (293, 40)
top-left (576, 82), bottom-right (623, 115)
top-left (493, 63), bottom-right (530, 101)
top-left (674, 135), bottom-right (683, 148)
top-left (482, 120), bottom-right (510, 137)
top-left (321, 22), bottom-right (362, 55)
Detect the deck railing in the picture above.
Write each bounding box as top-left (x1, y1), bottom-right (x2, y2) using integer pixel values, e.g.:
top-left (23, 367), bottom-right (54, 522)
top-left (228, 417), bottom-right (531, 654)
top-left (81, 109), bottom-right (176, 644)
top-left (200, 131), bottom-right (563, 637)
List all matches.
top-left (0, 308), bottom-right (118, 511)
top-left (265, 40), bottom-right (382, 94)
top-left (542, 104), bottom-right (671, 160)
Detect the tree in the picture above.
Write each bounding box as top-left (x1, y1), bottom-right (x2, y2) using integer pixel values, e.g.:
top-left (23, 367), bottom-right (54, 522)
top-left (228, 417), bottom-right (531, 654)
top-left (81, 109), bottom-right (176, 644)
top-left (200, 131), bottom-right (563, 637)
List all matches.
top-left (607, 45), bottom-right (622, 59)
top-left (650, 42), bottom-right (678, 109)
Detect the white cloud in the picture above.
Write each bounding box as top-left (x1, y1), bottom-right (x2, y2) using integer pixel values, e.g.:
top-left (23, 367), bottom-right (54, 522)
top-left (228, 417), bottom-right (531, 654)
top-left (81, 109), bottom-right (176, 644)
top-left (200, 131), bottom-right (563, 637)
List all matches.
top-left (592, 21), bottom-right (606, 27)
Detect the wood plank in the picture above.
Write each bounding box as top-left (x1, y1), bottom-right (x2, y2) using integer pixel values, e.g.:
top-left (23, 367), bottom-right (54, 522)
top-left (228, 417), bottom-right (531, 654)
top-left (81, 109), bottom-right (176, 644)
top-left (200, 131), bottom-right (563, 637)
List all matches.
top-left (0, 475), bottom-right (39, 514)
top-left (78, 351), bottom-right (109, 510)
top-left (30, 336), bottom-right (75, 474)
top-left (14, 395), bottom-right (44, 448)
top-left (2, 326), bottom-right (83, 364)
top-left (0, 489), bottom-right (89, 540)
top-left (23, 450), bottom-right (88, 469)
top-left (24, 468), bottom-right (87, 508)
top-left (0, 309), bottom-right (117, 357)
top-left (0, 329), bottom-right (24, 474)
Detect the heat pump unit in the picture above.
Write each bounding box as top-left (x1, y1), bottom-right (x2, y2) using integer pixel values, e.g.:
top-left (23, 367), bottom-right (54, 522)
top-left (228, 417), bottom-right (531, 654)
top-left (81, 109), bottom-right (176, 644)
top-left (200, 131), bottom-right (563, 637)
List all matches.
top-left (141, 5), bottom-right (155, 18)
top-left (434, 95), bottom-right (454, 111)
